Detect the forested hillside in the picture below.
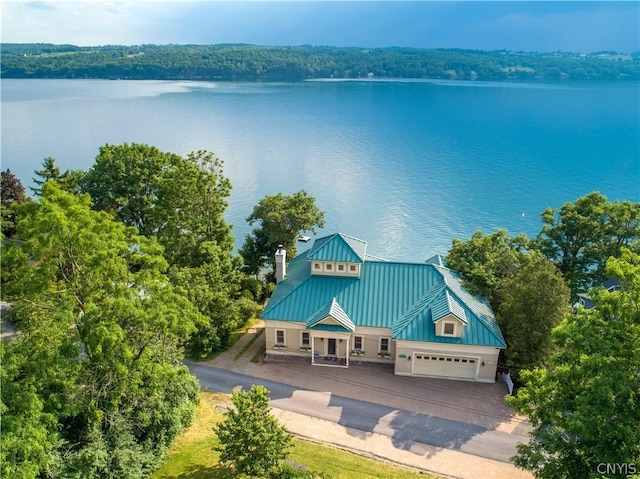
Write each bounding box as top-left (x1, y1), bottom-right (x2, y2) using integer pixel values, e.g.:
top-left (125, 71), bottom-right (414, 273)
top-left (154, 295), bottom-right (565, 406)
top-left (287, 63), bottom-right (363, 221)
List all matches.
top-left (2, 43), bottom-right (638, 81)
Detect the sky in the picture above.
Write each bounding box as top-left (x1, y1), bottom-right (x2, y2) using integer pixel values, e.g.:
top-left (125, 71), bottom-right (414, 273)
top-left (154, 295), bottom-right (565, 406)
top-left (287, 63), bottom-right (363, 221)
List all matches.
top-left (1, 1), bottom-right (639, 53)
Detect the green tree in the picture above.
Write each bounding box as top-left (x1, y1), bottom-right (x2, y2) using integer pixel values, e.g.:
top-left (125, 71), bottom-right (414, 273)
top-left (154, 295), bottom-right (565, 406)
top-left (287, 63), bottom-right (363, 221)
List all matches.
top-left (154, 150), bottom-right (234, 268)
top-left (0, 338), bottom-right (62, 479)
top-left (1, 168), bottom-right (28, 238)
top-left (537, 192), bottom-right (640, 299)
top-left (215, 385), bottom-right (293, 477)
top-left (497, 251), bottom-right (571, 377)
top-left (168, 245), bottom-right (254, 358)
top-left (1, 183), bottom-right (204, 478)
top-left (31, 156), bottom-right (83, 196)
top-left (507, 248), bottom-right (640, 479)
top-left (446, 231), bottom-right (572, 376)
top-left (240, 190), bottom-right (325, 276)
top-left (82, 144), bottom-right (235, 269)
top-left (81, 143), bottom-right (183, 236)
top-left (446, 229), bottom-right (531, 308)
top-left (81, 143), bottom-right (257, 356)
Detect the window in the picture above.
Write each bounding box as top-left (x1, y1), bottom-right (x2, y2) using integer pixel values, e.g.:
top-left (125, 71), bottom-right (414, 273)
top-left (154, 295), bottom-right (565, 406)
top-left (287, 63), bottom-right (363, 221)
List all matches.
top-left (379, 337), bottom-right (390, 353)
top-left (313, 262), bottom-right (321, 271)
top-left (443, 322), bottom-right (455, 335)
top-left (301, 332), bottom-right (310, 347)
top-left (338, 264), bottom-right (345, 272)
top-left (325, 263), bottom-right (333, 271)
top-left (275, 330), bottom-right (285, 348)
top-left (349, 265), bottom-right (357, 272)
top-left (351, 335), bottom-right (365, 355)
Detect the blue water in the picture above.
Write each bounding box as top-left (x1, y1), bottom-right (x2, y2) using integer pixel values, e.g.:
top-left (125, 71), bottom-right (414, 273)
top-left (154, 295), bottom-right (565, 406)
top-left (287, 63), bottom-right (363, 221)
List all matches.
top-left (2, 79), bottom-right (638, 261)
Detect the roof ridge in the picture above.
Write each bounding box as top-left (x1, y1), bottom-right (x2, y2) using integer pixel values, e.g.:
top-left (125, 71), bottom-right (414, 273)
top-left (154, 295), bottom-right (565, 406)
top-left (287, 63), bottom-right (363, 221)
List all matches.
top-left (307, 232), bottom-right (366, 263)
top-left (442, 290), bottom-right (468, 324)
top-left (337, 232), bottom-right (367, 261)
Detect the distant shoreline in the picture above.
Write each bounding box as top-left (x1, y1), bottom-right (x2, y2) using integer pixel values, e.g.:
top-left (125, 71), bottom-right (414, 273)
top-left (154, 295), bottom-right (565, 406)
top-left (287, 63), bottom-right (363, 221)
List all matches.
top-left (2, 43), bottom-right (638, 82)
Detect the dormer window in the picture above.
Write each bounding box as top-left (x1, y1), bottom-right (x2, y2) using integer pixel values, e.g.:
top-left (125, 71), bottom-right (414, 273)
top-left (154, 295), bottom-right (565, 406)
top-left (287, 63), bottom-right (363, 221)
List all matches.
top-left (444, 322), bottom-right (455, 335)
top-left (306, 233), bottom-right (365, 277)
top-left (435, 316), bottom-right (463, 338)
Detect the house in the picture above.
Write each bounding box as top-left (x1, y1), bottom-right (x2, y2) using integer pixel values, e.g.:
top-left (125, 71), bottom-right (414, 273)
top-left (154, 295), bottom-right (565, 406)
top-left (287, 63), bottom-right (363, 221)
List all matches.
top-left (261, 233), bottom-right (506, 383)
top-left (577, 278), bottom-right (621, 309)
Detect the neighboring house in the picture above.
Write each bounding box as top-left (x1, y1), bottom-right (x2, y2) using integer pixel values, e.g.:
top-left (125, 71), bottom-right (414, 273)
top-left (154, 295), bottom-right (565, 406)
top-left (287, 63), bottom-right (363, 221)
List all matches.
top-left (261, 233), bottom-right (506, 383)
top-left (577, 278), bottom-right (621, 309)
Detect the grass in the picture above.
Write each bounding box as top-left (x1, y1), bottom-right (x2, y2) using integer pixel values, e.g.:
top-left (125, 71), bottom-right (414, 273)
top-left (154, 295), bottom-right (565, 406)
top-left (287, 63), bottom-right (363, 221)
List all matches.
top-left (191, 318), bottom-right (261, 362)
top-left (287, 440), bottom-right (438, 479)
top-left (151, 391), bottom-right (441, 479)
top-left (233, 328), bottom-right (264, 360)
top-left (250, 344), bottom-right (266, 364)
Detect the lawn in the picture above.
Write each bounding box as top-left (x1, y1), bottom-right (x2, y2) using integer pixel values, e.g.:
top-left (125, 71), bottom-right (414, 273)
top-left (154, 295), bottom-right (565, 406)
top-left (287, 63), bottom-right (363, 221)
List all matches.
top-left (190, 318), bottom-right (261, 362)
top-left (151, 391), bottom-right (441, 479)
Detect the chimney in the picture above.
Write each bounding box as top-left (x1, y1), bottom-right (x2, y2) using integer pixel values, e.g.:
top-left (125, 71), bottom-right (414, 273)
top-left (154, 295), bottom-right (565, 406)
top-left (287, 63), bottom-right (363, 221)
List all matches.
top-left (275, 245), bottom-right (286, 283)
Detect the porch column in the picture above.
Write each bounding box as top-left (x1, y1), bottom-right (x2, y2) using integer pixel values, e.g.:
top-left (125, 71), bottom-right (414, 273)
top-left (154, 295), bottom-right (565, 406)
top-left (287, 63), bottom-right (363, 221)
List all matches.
top-left (344, 334), bottom-right (351, 367)
top-left (346, 341), bottom-right (349, 367)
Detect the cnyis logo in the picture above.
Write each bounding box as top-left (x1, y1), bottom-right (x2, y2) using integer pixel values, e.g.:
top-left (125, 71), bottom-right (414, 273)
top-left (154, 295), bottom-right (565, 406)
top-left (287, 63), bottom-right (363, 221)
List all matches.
top-left (596, 463), bottom-right (637, 476)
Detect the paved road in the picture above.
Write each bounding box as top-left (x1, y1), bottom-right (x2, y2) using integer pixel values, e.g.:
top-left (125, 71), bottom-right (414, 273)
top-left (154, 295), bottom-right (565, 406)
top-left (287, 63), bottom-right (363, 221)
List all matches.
top-left (189, 362), bottom-right (520, 463)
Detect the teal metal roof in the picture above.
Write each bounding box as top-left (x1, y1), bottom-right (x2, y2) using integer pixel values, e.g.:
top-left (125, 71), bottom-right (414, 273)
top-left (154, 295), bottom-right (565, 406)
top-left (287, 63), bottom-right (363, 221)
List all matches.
top-left (431, 290), bottom-right (467, 324)
top-left (425, 254), bottom-right (447, 267)
top-left (433, 265), bottom-right (504, 345)
top-left (306, 233), bottom-right (367, 263)
top-left (306, 298), bottom-right (356, 332)
top-left (262, 234), bottom-right (506, 349)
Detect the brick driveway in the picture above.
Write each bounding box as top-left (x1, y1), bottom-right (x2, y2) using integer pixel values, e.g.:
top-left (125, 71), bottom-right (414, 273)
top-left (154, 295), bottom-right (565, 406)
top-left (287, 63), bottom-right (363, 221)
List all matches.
top-left (207, 322), bottom-right (530, 434)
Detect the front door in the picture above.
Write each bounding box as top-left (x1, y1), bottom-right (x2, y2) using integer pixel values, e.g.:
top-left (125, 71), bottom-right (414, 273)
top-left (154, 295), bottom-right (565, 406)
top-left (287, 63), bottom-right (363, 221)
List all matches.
top-left (327, 338), bottom-right (337, 356)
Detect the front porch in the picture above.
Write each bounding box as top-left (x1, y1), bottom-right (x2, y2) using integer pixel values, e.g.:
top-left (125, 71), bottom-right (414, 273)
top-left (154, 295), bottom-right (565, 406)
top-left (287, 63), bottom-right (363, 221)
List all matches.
top-left (311, 334), bottom-right (350, 368)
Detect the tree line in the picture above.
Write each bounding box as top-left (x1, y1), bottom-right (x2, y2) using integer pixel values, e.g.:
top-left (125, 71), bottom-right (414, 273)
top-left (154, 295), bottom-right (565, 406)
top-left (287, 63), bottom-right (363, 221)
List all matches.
top-left (2, 43), bottom-right (639, 82)
top-left (445, 197), bottom-right (639, 479)
top-left (0, 144), bottom-right (324, 479)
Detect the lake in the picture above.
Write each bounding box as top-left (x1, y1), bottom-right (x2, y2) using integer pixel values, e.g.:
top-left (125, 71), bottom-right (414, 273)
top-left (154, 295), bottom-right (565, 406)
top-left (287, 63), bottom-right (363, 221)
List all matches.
top-left (2, 78), bottom-right (638, 261)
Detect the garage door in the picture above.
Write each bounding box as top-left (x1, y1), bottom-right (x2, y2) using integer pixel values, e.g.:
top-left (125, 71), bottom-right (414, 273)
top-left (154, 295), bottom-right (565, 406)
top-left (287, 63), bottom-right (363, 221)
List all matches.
top-left (412, 353), bottom-right (477, 379)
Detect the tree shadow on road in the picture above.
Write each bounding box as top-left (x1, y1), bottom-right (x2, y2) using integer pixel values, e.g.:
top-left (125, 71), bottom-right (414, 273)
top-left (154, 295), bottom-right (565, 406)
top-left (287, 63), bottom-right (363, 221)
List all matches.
top-left (327, 392), bottom-right (495, 460)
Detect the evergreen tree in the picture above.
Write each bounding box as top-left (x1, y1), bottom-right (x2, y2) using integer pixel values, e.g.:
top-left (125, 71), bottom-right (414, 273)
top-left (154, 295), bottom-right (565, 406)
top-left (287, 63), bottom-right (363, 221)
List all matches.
top-left (31, 156), bottom-right (82, 196)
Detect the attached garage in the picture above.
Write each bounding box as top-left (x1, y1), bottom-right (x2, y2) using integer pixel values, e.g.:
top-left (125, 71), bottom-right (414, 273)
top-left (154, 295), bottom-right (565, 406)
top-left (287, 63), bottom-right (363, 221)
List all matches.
top-left (412, 352), bottom-right (478, 380)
